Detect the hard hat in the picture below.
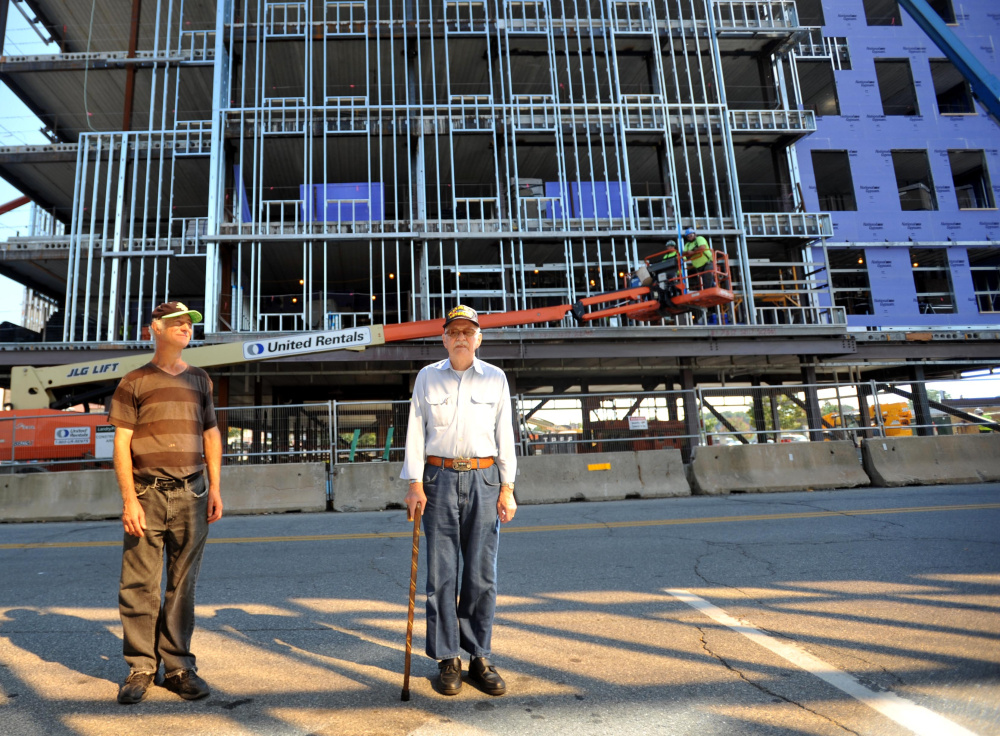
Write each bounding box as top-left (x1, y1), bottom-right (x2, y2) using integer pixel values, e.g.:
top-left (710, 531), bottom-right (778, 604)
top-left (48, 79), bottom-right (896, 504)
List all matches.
top-left (683, 227), bottom-right (696, 236)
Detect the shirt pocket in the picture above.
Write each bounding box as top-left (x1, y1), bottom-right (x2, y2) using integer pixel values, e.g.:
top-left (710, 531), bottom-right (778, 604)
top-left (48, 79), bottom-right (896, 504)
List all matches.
top-left (425, 392), bottom-right (455, 428)
top-left (470, 388), bottom-right (500, 428)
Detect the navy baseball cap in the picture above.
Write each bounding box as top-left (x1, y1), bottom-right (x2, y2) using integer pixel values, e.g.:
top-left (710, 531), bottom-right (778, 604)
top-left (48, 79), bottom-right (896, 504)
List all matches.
top-left (443, 304), bottom-right (480, 327)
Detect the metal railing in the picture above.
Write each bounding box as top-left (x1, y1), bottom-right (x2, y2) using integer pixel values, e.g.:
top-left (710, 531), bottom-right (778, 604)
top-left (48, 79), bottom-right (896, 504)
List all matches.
top-left (265, 1), bottom-right (309, 37)
top-left (325, 1), bottom-right (367, 36)
top-left (2, 379), bottom-right (997, 474)
top-left (753, 304), bottom-right (846, 325)
top-left (729, 109), bottom-right (816, 132)
top-left (744, 212), bottom-right (834, 238)
top-left (714, 1), bottom-right (799, 30)
top-left (504, 0), bottom-right (550, 34)
top-left (610, 0), bottom-right (655, 34)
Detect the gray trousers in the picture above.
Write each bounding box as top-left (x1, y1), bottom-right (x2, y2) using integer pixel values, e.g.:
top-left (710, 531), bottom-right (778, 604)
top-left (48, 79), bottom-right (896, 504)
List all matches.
top-left (119, 473), bottom-right (208, 676)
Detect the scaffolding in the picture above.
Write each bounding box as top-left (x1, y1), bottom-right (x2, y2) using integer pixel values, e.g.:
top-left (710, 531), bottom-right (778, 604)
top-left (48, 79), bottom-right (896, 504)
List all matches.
top-left (25, 0), bottom-right (836, 342)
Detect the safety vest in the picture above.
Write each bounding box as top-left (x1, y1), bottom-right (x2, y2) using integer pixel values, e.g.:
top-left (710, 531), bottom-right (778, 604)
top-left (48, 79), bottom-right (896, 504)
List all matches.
top-left (684, 236), bottom-right (711, 268)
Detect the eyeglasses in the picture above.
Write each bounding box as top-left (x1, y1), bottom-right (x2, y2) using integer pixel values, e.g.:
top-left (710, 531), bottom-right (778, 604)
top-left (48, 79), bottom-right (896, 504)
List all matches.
top-left (445, 329), bottom-right (479, 339)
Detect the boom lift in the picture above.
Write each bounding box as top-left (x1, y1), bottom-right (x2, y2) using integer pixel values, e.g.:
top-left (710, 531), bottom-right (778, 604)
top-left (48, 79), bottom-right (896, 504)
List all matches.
top-left (2, 249), bottom-right (732, 464)
top-left (897, 0), bottom-right (1000, 126)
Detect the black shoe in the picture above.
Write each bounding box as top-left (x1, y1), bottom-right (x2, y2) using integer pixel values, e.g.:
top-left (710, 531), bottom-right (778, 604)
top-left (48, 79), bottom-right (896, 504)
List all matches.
top-left (163, 670), bottom-right (210, 700)
top-left (436, 657), bottom-right (462, 695)
top-left (117, 671), bottom-right (154, 704)
top-left (469, 656), bottom-right (506, 696)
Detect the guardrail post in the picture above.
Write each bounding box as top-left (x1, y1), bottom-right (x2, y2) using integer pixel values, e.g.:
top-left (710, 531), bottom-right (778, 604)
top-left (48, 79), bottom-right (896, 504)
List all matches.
top-left (680, 363), bottom-right (699, 463)
top-left (910, 366), bottom-right (934, 437)
top-left (801, 364), bottom-right (823, 441)
top-left (331, 399), bottom-right (338, 466)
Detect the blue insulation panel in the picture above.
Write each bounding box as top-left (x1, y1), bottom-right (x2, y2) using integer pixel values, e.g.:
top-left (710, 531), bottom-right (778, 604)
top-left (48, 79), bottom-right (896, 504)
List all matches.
top-left (799, 1), bottom-right (1000, 328)
top-left (300, 183), bottom-right (384, 222)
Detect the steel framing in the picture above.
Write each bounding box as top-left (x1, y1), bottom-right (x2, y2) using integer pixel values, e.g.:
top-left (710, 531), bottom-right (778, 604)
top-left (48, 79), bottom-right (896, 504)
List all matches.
top-left (49, 0), bottom-right (836, 342)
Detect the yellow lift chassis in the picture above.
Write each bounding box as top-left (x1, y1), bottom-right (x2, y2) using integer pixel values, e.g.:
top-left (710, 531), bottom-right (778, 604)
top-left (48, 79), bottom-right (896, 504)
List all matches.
top-left (8, 325), bottom-right (386, 411)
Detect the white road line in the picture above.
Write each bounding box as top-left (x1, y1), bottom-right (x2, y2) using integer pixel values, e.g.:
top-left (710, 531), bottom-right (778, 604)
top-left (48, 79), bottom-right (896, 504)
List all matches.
top-left (666, 588), bottom-right (980, 736)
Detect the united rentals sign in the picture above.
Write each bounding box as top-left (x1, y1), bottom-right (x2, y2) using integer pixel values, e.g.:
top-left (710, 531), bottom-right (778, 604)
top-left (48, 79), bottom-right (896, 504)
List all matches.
top-left (241, 327), bottom-right (373, 360)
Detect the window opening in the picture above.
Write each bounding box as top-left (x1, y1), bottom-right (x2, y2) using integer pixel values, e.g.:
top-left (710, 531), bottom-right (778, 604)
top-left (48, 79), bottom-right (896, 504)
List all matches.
top-left (928, 0), bottom-right (956, 24)
top-left (812, 151), bottom-right (857, 211)
top-left (910, 248), bottom-right (955, 314)
top-left (798, 61), bottom-right (840, 116)
top-left (875, 59), bottom-right (918, 116)
top-left (891, 150), bottom-right (937, 211)
top-left (968, 248), bottom-right (1000, 313)
top-left (829, 249), bottom-right (873, 315)
top-left (931, 59), bottom-right (975, 114)
top-left (863, 0), bottom-right (901, 26)
top-left (949, 150), bottom-right (996, 209)
top-left (796, 0), bottom-right (825, 26)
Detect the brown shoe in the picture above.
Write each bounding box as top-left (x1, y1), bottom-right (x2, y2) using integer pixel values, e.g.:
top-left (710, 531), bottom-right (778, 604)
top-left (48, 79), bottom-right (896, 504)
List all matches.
top-left (437, 657), bottom-right (462, 695)
top-left (469, 656), bottom-right (506, 696)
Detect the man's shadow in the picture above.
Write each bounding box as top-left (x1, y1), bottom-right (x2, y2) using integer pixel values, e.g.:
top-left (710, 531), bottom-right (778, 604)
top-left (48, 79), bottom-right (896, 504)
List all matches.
top-left (206, 604), bottom-right (430, 699)
top-left (1, 607), bottom-right (122, 692)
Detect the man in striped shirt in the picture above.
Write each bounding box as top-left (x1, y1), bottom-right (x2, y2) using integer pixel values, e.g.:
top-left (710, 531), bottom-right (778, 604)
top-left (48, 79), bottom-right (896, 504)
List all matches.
top-left (110, 302), bottom-right (222, 704)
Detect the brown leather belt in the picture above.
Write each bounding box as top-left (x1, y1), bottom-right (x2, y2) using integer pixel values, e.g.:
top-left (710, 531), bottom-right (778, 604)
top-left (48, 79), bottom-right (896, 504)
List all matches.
top-left (427, 456), bottom-right (495, 471)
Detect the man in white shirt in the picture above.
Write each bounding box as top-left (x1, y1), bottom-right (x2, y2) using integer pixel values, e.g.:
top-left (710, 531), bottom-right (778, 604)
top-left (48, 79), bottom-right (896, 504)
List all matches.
top-left (402, 304), bottom-right (518, 697)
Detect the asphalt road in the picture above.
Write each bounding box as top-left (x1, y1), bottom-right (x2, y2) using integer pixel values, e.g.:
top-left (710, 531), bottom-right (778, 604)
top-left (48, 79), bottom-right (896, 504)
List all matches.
top-left (1, 484), bottom-right (998, 736)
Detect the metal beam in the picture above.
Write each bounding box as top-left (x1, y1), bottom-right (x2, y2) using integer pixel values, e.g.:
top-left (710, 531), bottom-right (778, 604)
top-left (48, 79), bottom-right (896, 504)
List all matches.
top-left (18, 0), bottom-right (69, 52)
top-left (702, 398), bottom-right (751, 443)
top-left (897, 0), bottom-right (1000, 126)
top-left (0, 195), bottom-right (30, 216)
top-left (122, 0), bottom-right (142, 132)
top-left (0, 0), bottom-right (8, 57)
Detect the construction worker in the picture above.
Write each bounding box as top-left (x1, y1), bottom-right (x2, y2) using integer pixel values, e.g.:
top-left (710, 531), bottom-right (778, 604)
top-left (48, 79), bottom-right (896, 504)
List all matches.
top-left (658, 239), bottom-right (682, 296)
top-left (682, 227), bottom-right (714, 290)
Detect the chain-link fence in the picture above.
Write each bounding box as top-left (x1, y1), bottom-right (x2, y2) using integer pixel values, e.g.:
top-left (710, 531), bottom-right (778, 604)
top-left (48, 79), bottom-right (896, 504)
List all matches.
top-left (217, 403), bottom-right (333, 465)
top-left (698, 379), bottom-right (1000, 445)
top-left (699, 382), bottom-right (876, 445)
top-left (332, 400), bottom-right (411, 464)
top-left (2, 379), bottom-right (998, 474)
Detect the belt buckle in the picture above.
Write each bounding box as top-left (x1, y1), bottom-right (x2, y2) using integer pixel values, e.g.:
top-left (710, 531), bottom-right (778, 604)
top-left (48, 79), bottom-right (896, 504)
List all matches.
top-left (452, 457), bottom-right (472, 471)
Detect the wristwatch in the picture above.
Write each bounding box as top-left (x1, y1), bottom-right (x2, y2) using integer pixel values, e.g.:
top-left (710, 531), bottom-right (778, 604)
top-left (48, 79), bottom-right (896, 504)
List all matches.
top-left (501, 482), bottom-right (514, 492)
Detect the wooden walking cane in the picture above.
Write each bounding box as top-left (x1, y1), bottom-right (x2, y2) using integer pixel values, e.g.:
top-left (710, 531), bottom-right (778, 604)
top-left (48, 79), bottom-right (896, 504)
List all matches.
top-left (401, 502), bottom-right (422, 701)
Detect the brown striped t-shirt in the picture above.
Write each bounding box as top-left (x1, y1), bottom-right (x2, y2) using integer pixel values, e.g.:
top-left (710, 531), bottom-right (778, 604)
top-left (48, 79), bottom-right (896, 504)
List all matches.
top-left (109, 363), bottom-right (217, 481)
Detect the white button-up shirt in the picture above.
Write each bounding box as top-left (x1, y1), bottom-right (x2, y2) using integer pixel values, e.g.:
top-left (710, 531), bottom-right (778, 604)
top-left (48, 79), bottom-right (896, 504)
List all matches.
top-left (400, 357), bottom-right (517, 484)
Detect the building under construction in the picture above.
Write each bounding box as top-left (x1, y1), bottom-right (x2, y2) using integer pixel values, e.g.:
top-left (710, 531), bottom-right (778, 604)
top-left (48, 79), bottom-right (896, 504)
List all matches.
top-left (0, 0), bottom-right (998, 413)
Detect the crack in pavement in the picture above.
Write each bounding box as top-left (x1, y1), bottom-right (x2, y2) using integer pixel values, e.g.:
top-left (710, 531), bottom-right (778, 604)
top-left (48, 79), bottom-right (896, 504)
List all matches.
top-left (696, 625), bottom-right (863, 735)
top-left (368, 535), bottom-right (410, 593)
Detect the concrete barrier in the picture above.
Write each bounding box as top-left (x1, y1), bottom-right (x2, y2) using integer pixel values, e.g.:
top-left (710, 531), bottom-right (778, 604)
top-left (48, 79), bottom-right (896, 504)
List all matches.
top-left (0, 463), bottom-right (327, 523)
top-left (221, 463), bottom-right (327, 515)
top-left (515, 449), bottom-right (690, 503)
top-left (332, 461), bottom-right (405, 512)
top-left (691, 440), bottom-right (869, 495)
top-left (331, 449), bottom-right (690, 511)
top-left (862, 434), bottom-right (1000, 487)
top-left (0, 468), bottom-right (121, 522)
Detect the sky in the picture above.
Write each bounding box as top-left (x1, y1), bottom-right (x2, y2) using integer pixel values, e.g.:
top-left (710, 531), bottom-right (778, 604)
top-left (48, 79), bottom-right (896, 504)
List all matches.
top-left (0, 9), bottom-right (60, 326)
